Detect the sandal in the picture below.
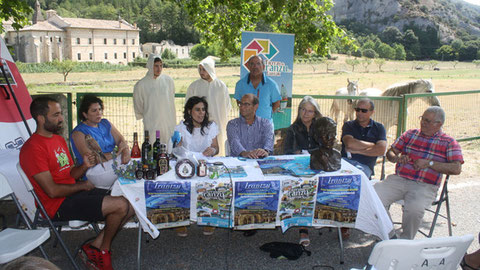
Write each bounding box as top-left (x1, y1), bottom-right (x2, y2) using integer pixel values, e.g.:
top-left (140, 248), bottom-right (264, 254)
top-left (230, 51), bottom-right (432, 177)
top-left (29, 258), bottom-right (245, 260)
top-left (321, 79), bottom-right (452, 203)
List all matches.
top-left (175, 226), bottom-right (188, 237)
top-left (461, 255), bottom-right (480, 270)
top-left (299, 229), bottom-right (310, 247)
top-left (203, 226), bottom-right (215, 236)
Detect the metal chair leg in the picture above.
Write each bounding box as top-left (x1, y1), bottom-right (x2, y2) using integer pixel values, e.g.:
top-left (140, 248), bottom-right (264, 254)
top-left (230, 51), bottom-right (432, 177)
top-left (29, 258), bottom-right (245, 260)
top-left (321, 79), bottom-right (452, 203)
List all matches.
top-left (137, 224), bottom-right (142, 270)
top-left (337, 227), bottom-right (345, 264)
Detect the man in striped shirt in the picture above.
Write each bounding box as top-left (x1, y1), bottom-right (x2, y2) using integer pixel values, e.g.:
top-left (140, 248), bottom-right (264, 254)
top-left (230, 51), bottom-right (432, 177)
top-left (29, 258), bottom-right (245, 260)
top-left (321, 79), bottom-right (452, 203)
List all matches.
top-left (227, 93), bottom-right (274, 158)
top-left (374, 106), bottom-right (463, 239)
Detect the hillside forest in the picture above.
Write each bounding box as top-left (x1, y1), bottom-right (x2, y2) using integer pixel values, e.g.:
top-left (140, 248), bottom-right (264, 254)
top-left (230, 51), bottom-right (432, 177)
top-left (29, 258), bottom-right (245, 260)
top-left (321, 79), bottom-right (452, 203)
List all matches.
top-left (25, 0), bottom-right (480, 61)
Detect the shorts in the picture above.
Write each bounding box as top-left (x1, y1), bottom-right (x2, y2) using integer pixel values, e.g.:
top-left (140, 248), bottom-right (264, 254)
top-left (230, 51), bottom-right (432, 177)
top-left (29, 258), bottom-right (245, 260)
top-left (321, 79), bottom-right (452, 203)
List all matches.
top-left (53, 188), bottom-right (108, 222)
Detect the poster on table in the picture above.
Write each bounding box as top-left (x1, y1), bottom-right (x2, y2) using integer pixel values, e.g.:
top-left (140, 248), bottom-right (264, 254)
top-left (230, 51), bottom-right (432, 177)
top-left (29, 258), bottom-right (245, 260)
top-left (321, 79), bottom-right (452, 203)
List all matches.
top-left (240, 31), bottom-right (294, 130)
top-left (256, 158), bottom-right (292, 176)
top-left (233, 180), bottom-right (280, 230)
top-left (313, 174), bottom-right (362, 228)
top-left (144, 181), bottom-right (191, 229)
top-left (278, 178), bottom-right (318, 232)
top-left (195, 180), bottom-right (233, 228)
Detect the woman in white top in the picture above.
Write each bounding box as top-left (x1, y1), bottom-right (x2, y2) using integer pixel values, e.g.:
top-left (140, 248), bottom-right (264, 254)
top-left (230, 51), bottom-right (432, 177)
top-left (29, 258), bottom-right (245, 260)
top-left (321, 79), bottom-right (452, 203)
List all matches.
top-left (176, 96), bottom-right (219, 156)
top-left (175, 96), bottom-right (219, 237)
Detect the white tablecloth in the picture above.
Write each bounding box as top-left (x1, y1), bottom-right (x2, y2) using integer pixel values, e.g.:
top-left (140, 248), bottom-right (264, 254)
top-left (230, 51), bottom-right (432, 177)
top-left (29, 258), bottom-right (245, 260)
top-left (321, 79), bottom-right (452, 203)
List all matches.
top-left (112, 157), bottom-right (393, 240)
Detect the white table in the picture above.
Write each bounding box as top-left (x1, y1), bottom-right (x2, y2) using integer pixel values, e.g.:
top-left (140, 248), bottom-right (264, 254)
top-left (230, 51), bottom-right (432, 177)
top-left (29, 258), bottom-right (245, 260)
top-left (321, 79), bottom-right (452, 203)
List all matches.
top-left (112, 156), bottom-right (393, 241)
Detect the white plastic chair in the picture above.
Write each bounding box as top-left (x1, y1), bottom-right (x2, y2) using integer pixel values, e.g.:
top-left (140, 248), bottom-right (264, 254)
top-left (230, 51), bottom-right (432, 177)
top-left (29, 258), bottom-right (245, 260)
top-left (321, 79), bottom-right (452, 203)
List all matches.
top-left (0, 172), bottom-right (50, 264)
top-left (225, 139), bottom-right (230, 156)
top-left (365, 234), bottom-right (474, 270)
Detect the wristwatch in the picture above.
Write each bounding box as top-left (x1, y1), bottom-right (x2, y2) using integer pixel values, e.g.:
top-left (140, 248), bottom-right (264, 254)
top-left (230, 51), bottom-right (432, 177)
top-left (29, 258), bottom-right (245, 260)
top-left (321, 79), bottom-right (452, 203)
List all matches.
top-left (428, 160), bottom-right (434, 167)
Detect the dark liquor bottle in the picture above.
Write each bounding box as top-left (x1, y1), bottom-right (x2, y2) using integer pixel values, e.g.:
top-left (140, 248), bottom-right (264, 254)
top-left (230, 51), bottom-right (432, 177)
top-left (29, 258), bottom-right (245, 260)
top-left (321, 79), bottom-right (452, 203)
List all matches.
top-left (157, 143), bottom-right (169, 175)
top-left (141, 130), bottom-right (151, 164)
top-left (152, 130), bottom-right (161, 163)
top-left (131, 132), bottom-right (141, 159)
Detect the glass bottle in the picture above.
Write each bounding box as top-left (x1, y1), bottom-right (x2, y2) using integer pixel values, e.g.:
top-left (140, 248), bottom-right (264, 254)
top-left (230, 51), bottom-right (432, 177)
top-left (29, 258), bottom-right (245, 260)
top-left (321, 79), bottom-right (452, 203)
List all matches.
top-left (152, 130), bottom-right (161, 164)
top-left (130, 132), bottom-right (141, 159)
top-left (157, 143), bottom-right (169, 175)
top-left (141, 130), bottom-right (151, 164)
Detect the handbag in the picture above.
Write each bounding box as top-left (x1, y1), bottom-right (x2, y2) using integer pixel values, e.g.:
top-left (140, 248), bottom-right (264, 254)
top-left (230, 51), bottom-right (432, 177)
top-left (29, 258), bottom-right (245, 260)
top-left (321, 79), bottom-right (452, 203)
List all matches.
top-left (260, 241), bottom-right (312, 260)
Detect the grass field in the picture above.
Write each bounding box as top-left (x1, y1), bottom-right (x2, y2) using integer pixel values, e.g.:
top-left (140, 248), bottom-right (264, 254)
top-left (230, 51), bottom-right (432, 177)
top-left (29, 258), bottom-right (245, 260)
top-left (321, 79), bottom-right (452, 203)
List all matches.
top-left (20, 55), bottom-right (480, 178)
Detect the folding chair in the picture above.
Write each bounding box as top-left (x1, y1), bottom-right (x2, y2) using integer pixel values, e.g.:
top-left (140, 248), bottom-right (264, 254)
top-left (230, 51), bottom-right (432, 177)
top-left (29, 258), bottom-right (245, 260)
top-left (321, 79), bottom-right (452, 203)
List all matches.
top-left (0, 172), bottom-right (50, 264)
top-left (16, 162), bottom-right (94, 270)
top-left (419, 175), bottom-right (452, 237)
top-left (365, 234), bottom-right (473, 270)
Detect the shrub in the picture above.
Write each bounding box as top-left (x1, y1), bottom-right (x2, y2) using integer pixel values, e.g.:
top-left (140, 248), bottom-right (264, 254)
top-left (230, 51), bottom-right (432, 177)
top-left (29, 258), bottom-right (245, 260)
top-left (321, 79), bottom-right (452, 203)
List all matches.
top-left (161, 49), bottom-right (177, 60)
top-left (363, 49), bottom-right (377, 58)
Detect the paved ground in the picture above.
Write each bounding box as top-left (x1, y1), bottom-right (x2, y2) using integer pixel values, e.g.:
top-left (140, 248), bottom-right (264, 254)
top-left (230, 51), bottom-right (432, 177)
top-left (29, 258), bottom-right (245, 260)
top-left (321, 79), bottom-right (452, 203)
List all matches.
top-left (1, 175), bottom-right (479, 270)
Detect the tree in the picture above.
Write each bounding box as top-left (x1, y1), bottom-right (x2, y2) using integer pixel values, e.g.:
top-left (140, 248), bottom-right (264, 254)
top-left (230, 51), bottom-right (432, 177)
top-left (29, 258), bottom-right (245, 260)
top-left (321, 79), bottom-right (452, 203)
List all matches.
top-left (393, 43), bottom-right (406, 60)
top-left (345, 58), bottom-right (360, 72)
top-left (325, 60), bottom-right (334, 73)
top-left (428, 60), bottom-right (438, 70)
top-left (180, 0), bottom-right (354, 60)
top-left (451, 39), bottom-right (464, 51)
top-left (361, 58), bottom-right (372, 72)
top-left (52, 59), bottom-right (77, 82)
top-left (452, 60), bottom-right (459, 69)
top-left (161, 48), bottom-right (176, 60)
top-left (435, 45), bottom-right (456, 61)
top-left (403, 30), bottom-right (421, 60)
top-left (374, 58), bottom-right (386, 72)
top-left (0, 0), bottom-right (32, 33)
top-left (381, 26), bottom-right (403, 45)
top-left (376, 43), bottom-right (395, 59)
top-left (362, 49), bottom-right (377, 59)
top-left (459, 42), bottom-right (479, 61)
top-left (473, 60), bottom-right (480, 68)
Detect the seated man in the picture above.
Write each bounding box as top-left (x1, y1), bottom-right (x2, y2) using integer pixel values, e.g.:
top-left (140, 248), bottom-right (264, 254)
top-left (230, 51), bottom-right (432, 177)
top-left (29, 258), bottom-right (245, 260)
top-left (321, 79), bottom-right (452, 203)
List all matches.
top-left (341, 98), bottom-right (387, 179)
top-left (227, 93), bottom-right (274, 158)
top-left (19, 97), bottom-right (135, 270)
top-left (374, 106), bottom-right (463, 239)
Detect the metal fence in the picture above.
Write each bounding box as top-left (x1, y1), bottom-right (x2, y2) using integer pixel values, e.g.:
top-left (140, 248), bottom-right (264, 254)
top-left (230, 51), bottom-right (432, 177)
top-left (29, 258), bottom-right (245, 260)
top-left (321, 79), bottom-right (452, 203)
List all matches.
top-left (69, 90), bottom-right (479, 146)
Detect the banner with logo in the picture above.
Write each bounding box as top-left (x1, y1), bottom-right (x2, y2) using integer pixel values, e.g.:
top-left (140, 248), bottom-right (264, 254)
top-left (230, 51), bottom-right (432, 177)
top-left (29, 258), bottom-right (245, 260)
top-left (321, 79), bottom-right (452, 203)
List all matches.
top-left (195, 180), bottom-right (233, 228)
top-left (0, 37), bottom-right (35, 150)
top-left (240, 32), bottom-right (295, 129)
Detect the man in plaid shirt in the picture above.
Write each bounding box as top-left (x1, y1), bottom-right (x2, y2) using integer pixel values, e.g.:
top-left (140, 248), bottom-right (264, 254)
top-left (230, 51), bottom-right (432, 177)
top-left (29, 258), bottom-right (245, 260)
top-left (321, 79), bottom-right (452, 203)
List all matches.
top-left (374, 106), bottom-right (463, 239)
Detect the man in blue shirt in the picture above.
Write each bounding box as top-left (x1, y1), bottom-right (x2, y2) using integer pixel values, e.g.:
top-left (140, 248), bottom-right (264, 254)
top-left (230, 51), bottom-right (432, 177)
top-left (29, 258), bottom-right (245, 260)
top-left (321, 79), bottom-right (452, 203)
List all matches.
top-left (341, 98), bottom-right (387, 179)
top-left (234, 55), bottom-right (281, 123)
top-left (227, 93), bottom-right (274, 158)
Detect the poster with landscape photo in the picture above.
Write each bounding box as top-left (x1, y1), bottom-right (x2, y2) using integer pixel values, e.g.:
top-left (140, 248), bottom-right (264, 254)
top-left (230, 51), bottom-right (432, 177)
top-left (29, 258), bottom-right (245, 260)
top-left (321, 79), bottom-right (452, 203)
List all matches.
top-left (233, 180), bottom-right (280, 230)
top-left (278, 178), bottom-right (318, 232)
top-left (145, 181), bottom-right (191, 229)
top-left (313, 174), bottom-right (361, 227)
top-left (196, 180), bottom-right (233, 228)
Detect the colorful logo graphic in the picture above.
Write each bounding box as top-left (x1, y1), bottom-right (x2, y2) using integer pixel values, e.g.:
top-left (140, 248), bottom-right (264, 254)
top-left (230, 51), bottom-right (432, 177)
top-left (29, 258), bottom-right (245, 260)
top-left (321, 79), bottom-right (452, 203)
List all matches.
top-left (243, 39), bottom-right (279, 69)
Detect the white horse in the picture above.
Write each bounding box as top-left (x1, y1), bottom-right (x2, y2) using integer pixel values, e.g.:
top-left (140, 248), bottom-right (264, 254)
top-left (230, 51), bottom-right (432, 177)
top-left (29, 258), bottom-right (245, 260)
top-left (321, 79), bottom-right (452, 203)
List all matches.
top-left (358, 79), bottom-right (440, 134)
top-left (330, 79), bottom-right (359, 123)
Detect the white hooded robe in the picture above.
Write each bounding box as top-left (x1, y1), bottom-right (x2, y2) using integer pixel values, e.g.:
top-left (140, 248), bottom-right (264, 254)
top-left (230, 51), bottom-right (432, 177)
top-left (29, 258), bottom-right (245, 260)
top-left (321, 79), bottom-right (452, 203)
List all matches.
top-left (133, 54), bottom-right (176, 145)
top-left (186, 57), bottom-right (231, 156)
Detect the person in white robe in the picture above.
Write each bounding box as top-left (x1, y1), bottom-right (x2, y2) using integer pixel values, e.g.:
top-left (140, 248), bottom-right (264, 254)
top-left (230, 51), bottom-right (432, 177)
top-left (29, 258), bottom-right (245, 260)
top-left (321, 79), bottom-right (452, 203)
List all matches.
top-left (133, 54), bottom-right (176, 145)
top-left (185, 57), bottom-right (231, 156)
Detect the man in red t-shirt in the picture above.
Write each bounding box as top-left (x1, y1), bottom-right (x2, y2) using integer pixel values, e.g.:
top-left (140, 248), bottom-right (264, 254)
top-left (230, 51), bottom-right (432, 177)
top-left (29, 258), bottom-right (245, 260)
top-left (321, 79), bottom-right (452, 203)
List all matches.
top-left (20, 96), bottom-right (135, 270)
top-left (374, 106), bottom-right (463, 239)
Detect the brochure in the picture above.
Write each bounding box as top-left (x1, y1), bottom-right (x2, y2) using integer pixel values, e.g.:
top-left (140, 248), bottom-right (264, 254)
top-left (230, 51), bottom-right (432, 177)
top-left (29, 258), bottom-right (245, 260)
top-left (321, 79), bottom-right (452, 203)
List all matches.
top-left (257, 159), bottom-right (292, 176)
top-left (144, 181), bottom-right (191, 229)
top-left (281, 156), bottom-right (321, 177)
top-left (278, 178), bottom-right (318, 232)
top-left (313, 174), bottom-right (361, 227)
top-left (195, 180), bottom-right (233, 228)
top-left (233, 180), bottom-right (280, 230)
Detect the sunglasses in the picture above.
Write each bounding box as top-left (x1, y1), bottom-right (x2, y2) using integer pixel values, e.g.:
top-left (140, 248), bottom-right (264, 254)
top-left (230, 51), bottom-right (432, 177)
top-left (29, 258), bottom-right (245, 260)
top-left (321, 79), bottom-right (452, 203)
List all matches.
top-left (354, 108), bottom-right (369, 113)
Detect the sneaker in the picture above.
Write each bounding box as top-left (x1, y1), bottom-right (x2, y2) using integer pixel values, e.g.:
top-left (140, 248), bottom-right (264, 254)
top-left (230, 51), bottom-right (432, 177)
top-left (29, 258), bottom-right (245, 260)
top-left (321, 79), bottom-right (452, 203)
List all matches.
top-left (79, 244), bottom-right (113, 270)
top-left (79, 244), bottom-right (101, 270)
top-left (96, 249), bottom-right (113, 270)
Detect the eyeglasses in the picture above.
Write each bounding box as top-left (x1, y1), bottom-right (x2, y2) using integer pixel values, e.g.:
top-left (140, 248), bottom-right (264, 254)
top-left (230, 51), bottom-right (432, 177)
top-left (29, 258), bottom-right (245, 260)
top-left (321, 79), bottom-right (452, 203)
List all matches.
top-left (354, 108), bottom-right (370, 113)
top-left (239, 102), bottom-right (253, 107)
top-left (301, 108), bottom-right (316, 115)
top-left (419, 116), bottom-right (440, 125)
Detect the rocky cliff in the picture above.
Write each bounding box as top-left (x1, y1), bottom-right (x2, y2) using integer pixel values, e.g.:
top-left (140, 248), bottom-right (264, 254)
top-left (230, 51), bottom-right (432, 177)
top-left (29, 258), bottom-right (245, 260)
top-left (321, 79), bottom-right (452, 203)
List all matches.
top-left (331, 0), bottom-right (480, 42)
